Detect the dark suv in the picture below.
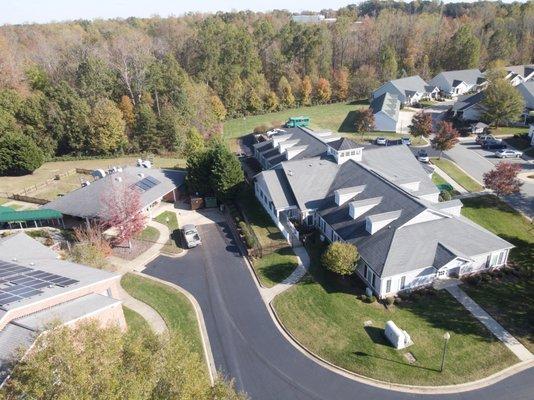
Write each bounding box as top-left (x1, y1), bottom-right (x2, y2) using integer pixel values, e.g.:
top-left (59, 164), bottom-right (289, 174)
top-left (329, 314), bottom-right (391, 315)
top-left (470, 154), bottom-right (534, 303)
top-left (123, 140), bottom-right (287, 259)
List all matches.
top-left (482, 140), bottom-right (506, 150)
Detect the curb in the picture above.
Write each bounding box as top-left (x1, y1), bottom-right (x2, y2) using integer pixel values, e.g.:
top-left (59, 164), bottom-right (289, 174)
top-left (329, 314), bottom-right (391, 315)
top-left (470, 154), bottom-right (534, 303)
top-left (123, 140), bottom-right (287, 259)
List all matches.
top-left (134, 271), bottom-right (217, 386)
top-left (268, 298), bottom-right (534, 394)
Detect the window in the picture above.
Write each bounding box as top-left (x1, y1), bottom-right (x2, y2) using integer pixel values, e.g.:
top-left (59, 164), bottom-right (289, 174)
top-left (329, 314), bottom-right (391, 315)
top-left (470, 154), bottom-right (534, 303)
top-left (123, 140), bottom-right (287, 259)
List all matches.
top-left (351, 150), bottom-right (355, 156)
top-left (386, 279), bottom-right (391, 293)
top-left (371, 273), bottom-right (376, 288)
top-left (400, 276), bottom-right (406, 290)
top-left (364, 264), bottom-right (368, 279)
top-left (497, 251), bottom-right (505, 265)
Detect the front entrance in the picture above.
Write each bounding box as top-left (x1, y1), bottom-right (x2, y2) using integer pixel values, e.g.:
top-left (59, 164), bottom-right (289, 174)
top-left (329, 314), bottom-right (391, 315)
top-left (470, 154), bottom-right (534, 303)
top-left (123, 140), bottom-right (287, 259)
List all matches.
top-left (437, 269), bottom-right (448, 279)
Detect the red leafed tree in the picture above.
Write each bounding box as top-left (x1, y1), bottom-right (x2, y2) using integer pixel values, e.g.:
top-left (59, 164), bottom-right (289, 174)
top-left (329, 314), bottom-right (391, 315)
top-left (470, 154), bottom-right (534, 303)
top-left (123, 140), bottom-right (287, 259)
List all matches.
top-left (409, 111), bottom-right (433, 139)
top-left (483, 162), bottom-right (523, 197)
top-left (99, 182), bottom-right (147, 248)
top-left (432, 121), bottom-right (459, 158)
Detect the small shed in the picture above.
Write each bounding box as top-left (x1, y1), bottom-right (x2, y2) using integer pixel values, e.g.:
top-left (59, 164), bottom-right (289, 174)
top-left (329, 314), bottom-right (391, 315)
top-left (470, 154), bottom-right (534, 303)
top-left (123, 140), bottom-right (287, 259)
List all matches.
top-left (471, 122), bottom-right (489, 134)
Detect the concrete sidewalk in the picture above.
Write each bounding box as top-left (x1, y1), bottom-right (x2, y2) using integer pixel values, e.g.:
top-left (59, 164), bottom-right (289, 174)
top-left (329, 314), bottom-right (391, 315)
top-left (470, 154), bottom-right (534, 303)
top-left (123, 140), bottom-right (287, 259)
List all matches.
top-left (446, 285), bottom-right (533, 362)
top-left (262, 246), bottom-right (310, 303)
top-left (117, 284), bottom-right (168, 335)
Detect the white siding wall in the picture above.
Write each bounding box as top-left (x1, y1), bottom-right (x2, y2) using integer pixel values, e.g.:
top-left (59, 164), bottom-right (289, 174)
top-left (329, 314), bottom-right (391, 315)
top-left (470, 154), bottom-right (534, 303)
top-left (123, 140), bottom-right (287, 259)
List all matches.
top-left (374, 112), bottom-right (398, 132)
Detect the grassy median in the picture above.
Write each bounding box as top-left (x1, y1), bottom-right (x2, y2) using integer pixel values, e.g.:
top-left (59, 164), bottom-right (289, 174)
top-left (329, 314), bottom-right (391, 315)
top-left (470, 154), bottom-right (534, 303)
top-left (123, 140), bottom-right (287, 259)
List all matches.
top-left (154, 210), bottom-right (183, 255)
top-left (431, 158), bottom-right (483, 192)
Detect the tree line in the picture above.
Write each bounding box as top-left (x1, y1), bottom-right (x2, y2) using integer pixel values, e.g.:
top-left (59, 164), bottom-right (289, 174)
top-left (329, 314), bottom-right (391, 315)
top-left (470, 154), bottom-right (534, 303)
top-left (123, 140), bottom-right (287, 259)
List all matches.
top-left (0, 1), bottom-right (532, 164)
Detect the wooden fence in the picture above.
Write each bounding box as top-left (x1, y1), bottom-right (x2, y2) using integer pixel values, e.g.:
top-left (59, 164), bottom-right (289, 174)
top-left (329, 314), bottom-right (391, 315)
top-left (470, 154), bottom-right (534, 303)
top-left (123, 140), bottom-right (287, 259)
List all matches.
top-left (1, 168), bottom-right (95, 200)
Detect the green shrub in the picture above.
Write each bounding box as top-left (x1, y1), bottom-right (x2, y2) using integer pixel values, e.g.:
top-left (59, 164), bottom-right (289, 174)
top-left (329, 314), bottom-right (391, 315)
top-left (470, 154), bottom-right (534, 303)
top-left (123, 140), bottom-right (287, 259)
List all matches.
top-left (440, 190), bottom-right (452, 202)
top-left (253, 124), bottom-right (269, 134)
top-left (321, 242), bottom-right (359, 276)
top-left (238, 221), bottom-right (257, 249)
top-left (369, 295), bottom-right (377, 303)
top-left (385, 296), bottom-right (395, 306)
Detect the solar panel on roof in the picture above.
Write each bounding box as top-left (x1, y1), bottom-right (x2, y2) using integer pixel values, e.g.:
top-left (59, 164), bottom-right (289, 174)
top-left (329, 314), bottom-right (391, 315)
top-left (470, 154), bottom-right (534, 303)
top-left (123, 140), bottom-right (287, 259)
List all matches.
top-left (0, 260), bottom-right (79, 306)
top-left (133, 176), bottom-right (160, 192)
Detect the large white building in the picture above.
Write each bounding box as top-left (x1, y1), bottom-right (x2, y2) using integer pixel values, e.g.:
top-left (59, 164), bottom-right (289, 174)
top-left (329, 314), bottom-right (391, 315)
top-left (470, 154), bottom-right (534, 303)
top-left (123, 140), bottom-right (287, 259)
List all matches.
top-left (253, 129), bottom-right (513, 298)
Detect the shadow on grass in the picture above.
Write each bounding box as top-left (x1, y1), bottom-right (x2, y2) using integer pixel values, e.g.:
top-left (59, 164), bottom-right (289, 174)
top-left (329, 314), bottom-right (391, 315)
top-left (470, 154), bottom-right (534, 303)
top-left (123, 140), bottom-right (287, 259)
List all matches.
top-left (338, 111), bottom-right (358, 133)
top-left (363, 326), bottom-right (391, 347)
top-left (259, 247), bottom-right (299, 284)
top-left (353, 351), bottom-right (439, 372)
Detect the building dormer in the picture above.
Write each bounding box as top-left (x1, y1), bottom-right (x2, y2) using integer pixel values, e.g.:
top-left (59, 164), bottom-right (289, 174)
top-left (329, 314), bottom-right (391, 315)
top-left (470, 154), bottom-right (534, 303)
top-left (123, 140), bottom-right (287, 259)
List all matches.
top-left (395, 178), bottom-right (420, 192)
top-left (334, 185), bottom-right (366, 206)
top-left (326, 138), bottom-right (364, 164)
top-left (285, 145), bottom-right (308, 160)
top-left (278, 139), bottom-right (300, 153)
top-left (272, 134), bottom-right (292, 148)
top-left (365, 210), bottom-right (402, 234)
top-left (348, 197), bottom-right (382, 219)
top-left (433, 199), bottom-right (463, 216)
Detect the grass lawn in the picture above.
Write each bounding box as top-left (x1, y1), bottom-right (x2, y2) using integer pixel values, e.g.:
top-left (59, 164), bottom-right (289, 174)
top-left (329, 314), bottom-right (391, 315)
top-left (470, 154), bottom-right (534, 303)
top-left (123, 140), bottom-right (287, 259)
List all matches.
top-left (0, 156), bottom-right (185, 196)
top-left (431, 172), bottom-right (449, 187)
top-left (123, 306), bottom-right (152, 335)
top-left (272, 236), bottom-right (516, 385)
top-left (431, 158), bottom-right (484, 192)
top-left (252, 246), bottom-right (299, 288)
top-left (222, 101), bottom-right (381, 150)
top-left (154, 210), bottom-right (183, 255)
top-left (121, 273), bottom-right (204, 359)
top-left (460, 195), bottom-right (534, 352)
top-left (236, 186), bottom-right (286, 249)
top-left (139, 226), bottom-right (160, 242)
top-left (491, 126), bottom-right (530, 137)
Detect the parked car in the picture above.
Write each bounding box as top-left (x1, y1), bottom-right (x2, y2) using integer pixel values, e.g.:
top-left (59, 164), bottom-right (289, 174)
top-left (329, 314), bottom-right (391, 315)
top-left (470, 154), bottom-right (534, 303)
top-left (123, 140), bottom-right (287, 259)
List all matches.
top-left (401, 137), bottom-right (411, 146)
top-left (476, 134), bottom-right (495, 145)
top-left (417, 150), bottom-right (429, 163)
top-left (182, 224), bottom-right (202, 248)
top-left (482, 140), bottom-right (507, 150)
top-left (494, 149), bottom-right (523, 158)
top-left (375, 137), bottom-right (387, 145)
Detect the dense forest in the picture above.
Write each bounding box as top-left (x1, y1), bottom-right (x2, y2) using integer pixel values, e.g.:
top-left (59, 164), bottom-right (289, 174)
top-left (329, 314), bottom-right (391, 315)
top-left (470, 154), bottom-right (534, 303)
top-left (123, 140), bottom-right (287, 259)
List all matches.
top-left (0, 1), bottom-right (532, 160)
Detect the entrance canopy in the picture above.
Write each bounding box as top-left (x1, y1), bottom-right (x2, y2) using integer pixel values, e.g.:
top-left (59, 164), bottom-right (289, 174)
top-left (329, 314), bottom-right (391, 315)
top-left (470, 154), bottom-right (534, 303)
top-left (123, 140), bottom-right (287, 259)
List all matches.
top-left (0, 207), bottom-right (62, 224)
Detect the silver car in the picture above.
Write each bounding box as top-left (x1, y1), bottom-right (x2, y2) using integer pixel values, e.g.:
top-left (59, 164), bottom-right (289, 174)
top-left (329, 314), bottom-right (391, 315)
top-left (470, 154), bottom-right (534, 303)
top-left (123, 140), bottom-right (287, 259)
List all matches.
top-left (494, 149), bottom-right (522, 158)
top-left (182, 224), bottom-right (202, 248)
top-left (375, 137), bottom-right (387, 145)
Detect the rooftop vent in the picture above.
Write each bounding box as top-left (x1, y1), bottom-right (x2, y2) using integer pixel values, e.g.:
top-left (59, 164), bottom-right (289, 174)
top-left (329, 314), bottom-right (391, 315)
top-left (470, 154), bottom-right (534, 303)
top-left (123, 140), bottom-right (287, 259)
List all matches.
top-left (115, 176), bottom-right (123, 183)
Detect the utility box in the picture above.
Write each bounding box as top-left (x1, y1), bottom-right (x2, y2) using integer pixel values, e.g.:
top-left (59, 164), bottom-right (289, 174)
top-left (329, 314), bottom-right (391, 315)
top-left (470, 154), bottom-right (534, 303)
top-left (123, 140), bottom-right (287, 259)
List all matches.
top-left (384, 320), bottom-right (413, 349)
top-left (204, 196), bottom-right (217, 208)
top-left (190, 196), bottom-right (204, 210)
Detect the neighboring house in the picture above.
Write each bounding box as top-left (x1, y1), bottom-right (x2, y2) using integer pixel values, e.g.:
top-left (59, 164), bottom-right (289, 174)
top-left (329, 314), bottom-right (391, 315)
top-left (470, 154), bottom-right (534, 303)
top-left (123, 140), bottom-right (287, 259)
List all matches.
top-left (516, 81), bottom-right (534, 111)
top-left (451, 91), bottom-right (486, 121)
top-left (44, 167), bottom-right (186, 225)
top-left (0, 233), bottom-right (125, 386)
top-left (505, 65), bottom-right (534, 86)
top-left (429, 69), bottom-right (485, 97)
top-left (371, 75), bottom-right (438, 105)
top-left (292, 14), bottom-right (336, 23)
top-left (254, 146), bottom-right (512, 298)
top-left (370, 92), bottom-right (401, 132)
top-left (529, 125), bottom-right (534, 146)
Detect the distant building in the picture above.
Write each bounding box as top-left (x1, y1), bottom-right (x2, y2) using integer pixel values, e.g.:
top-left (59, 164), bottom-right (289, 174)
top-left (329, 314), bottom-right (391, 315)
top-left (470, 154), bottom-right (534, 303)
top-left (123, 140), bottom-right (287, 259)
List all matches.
top-left (291, 14), bottom-right (337, 23)
top-left (516, 81), bottom-right (534, 111)
top-left (504, 65), bottom-right (534, 86)
top-left (372, 75), bottom-right (438, 105)
top-left (451, 91), bottom-right (486, 121)
top-left (0, 233), bottom-right (125, 386)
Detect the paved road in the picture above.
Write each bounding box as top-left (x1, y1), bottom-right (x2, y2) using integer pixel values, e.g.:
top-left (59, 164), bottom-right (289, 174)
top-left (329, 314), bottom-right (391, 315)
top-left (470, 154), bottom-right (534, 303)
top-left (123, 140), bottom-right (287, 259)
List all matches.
top-left (143, 219), bottom-right (534, 400)
top-left (445, 140), bottom-right (534, 216)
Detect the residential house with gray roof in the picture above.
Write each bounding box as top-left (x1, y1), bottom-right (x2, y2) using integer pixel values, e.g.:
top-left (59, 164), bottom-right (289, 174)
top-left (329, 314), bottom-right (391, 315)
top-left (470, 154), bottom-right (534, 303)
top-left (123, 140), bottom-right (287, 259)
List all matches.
top-left (371, 75), bottom-right (438, 105)
top-left (370, 92), bottom-right (401, 132)
top-left (0, 233), bottom-right (125, 386)
top-left (516, 81), bottom-right (534, 111)
top-left (254, 145), bottom-right (512, 298)
top-left (429, 69), bottom-right (486, 97)
top-left (505, 65), bottom-right (534, 86)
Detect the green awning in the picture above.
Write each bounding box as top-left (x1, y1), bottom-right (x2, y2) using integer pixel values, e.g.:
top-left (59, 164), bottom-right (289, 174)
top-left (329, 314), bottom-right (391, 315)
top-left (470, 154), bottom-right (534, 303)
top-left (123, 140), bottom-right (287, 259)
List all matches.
top-left (0, 208), bottom-right (62, 223)
top-left (0, 206), bottom-right (15, 214)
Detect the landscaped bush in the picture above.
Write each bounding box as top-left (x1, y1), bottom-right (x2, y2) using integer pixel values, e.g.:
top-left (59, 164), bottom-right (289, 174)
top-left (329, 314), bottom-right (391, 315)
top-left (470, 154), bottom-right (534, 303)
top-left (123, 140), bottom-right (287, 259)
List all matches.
top-left (439, 190), bottom-right (452, 201)
top-left (362, 294), bottom-right (377, 304)
top-left (385, 296), bottom-right (395, 306)
top-left (238, 221), bottom-right (257, 249)
top-left (253, 124), bottom-right (269, 134)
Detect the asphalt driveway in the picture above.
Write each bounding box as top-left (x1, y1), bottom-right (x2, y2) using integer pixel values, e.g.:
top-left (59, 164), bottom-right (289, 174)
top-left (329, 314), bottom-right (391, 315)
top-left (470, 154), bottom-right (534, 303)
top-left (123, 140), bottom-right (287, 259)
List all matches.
top-left (143, 218), bottom-right (534, 400)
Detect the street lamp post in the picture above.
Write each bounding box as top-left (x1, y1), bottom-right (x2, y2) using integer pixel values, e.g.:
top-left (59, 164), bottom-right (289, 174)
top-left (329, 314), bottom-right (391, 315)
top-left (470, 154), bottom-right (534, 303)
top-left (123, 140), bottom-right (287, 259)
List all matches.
top-left (440, 332), bottom-right (451, 372)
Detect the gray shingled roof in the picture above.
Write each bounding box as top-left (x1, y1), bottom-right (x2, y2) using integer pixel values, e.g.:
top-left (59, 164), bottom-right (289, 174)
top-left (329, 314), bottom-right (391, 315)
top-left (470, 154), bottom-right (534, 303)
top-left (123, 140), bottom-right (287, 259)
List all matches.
top-left (452, 91), bottom-right (485, 112)
top-left (429, 69), bottom-right (484, 88)
top-left (255, 169), bottom-right (297, 210)
top-left (370, 92), bottom-right (400, 120)
top-left (327, 137), bottom-right (361, 151)
top-left (44, 167), bottom-right (186, 219)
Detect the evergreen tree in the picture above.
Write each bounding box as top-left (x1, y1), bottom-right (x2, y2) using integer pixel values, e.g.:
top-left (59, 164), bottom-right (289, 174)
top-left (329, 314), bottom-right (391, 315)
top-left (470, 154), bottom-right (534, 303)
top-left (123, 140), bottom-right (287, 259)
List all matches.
top-left (265, 91), bottom-right (280, 112)
top-left (76, 56), bottom-right (116, 105)
top-left (210, 94), bottom-right (227, 121)
top-left (0, 132), bottom-right (44, 176)
top-left (133, 104), bottom-right (160, 152)
top-left (210, 141), bottom-right (244, 201)
top-left (488, 29), bottom-right (517, 63)
top-left (446, 25), bottom-right (481, 70)
top-left (379, 45), bottom-right (398, 81)
top-left (184, 127), bottom-right (205, 157)
top-left (157, 106), bottom-right (188, 154)
top-left (186, 149), bottom-right (213, 196)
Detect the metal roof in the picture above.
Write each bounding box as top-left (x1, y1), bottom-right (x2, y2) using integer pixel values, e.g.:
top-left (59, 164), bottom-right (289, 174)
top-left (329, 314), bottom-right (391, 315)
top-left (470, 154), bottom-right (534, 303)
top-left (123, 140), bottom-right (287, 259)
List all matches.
top-left (0, 209), bottom-right (62, 223)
